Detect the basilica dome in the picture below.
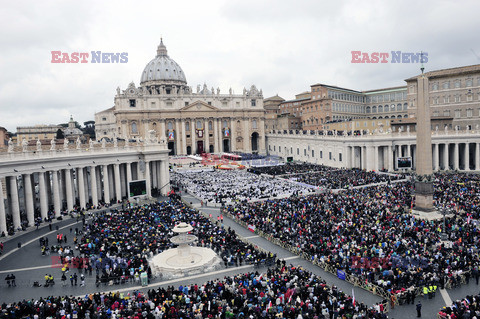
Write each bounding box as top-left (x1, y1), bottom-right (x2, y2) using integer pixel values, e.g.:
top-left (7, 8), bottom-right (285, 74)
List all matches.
top-left (140, 39), bottom-right (187, 85)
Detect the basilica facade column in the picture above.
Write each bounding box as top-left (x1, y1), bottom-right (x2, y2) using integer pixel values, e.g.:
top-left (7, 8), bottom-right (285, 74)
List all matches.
top-left (230, 118), bottom-right (236, 152)
top-left (213, 118), bottom-right (219, 153)
top-left (259, 118), bottom-right (266, 153)
top-left (191, 119), bottom-right (196, 154)
top-left (443, 143), bottom-right (449, 170)
top-left (180, 120), bottom-right (187, 155)
top-left (204, 118), bottom-right (210, 153)
top-left (350, 146), bottom-right (356, 169)
top-left (160, 120), bottom-right (166, 143)
top-left (151, 161), bottom-right (158, 189)
top-left (387, 145), bottom-right (393, 171)
top-left (23, 174), bottom-right (35, 226)
top-left (243, 119), bottom-right (250, 152)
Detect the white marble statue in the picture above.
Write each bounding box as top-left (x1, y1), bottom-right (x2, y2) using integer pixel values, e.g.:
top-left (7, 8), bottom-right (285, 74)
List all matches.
top-left (63, 138), bottom-right (69, 150)
top-left (101, 138), bottom-right (106, 148)
top-left (50, 138), bottom-right (56, 151)
top-left (113, 138), bottom-right (118, 148)
top-left (76, 137), bottom-right (81, 149)
top-left (89, 139), bottom-right (94, 150)
top-left (7, 138), bottom-right (14, 152)
top-left (36, 139), bottom-right (42, 151)
top-left (22, 138), bottom-right (28, 152)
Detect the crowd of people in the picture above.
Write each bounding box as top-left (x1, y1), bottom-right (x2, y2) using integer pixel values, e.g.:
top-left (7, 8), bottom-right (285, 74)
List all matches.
top-left (0, 265), bottom-right (386, 318)
top-left (171, 170), bottom-right (313, 204)
top-left (36, 198), bottom-right (273, 287)
top-left (438, 294), bottom-right (480, 318)
top-left (224, 175), bottom-right (480, 296)
top-left (248, 164), bottom-right (404, 189)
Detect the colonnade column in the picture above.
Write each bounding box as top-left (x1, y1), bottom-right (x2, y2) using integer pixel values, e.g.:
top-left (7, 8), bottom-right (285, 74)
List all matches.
top-left (350, 146), bottom-right (356, 169)
top-left (152, 161), bottom-right (158, 189)
top-left (52, 170), bottom-right (61, 216)
top-left (126, 162), bottom-right (132, 198)
top-left (432, 143), bottom-right (439, 171)
top-left (0, 179), bottom-right (6, 234)
top-left (90, 166), bottom-right (98, 207)
top-left (77, 167), bottom-right (86, 209)
top-left (102, 165), bottom-right (110, 204)
top-left (39, 172), bottom-right (49, 219)
top-left (9, 176), bottom-right (21, 229)
top-left (444, 143), bottom-right (449, 170)
top-left (145, 161), bottom-right (151, 197)
top-left (159, 160), bottom-right (167, 195)
top-left (373, 146), bottom-right (379, 171)
top-left (465, 143), bottom-right (470, 170)
top-left (453, 143), bottom-right (459, 170)
top-left (23, 174), bottom-right (35, 225)
top-left (243, 119), bottom-right (250, 152)
top-left (213, 119), bottom-right (219, 153)
top-left (64, 169), bottom-right (74, 211)
top-left (387, 145), bottom-right (393, 172)
top-left (114, 164), bottom-right (122, 202)
top-left (476, 143), bottom-right (480, 171)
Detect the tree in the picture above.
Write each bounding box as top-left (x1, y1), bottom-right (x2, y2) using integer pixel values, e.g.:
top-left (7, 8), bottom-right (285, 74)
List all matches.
top-left (56, 129), bottom-right (64, 139)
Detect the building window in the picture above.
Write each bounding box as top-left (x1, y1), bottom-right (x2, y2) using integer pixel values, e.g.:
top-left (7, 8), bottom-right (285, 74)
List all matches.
top-left (455, 95), bottom-right (460, 103)
top-left (320, 151), bottom-right (323, 158)
top-left (312, 150), bottom-right (314, 157)
top-left (208, 121), bottom-right (213, 130)
top-left (252, 120), bottom-right (257, 129)
top-left (432, 83), bottom-right (438, 90)
top-left (466, 79), bottom-right (473, 87)
top-left (297, 148), bottom-right (299, 155)
top-left (168, 122), bottom-right (173, 130)
top-left (455, 110), bottom-right (461, 118)
top-left (454, 81), bottom-right (461, 88)
top-left (443, 110), bottom-right (450, 117)
top-left (208, 102), bottom-right (212, 106)
top-left (443, 82), bottom-right (450, 89)
top-left (467, 109), bottom-right (473, 117)
top-left (102, 117), bottom-right (107, 121)
top-left (467, 94), bottom-right (473, 102)
top-left (131, 122), bottom-right (138, 133)
top-left (186, 122), bottom-right (190, 130)
top-left (196, 121), bottom-right (202, 129)
top-left (251, 99), bottom-right (256, 107)
top-left (329, 152), bottom-right (332, 160)
top-left (129, 99), bottom-right (136, 107)
top-left (339, 153), bottom-right (342, 162)
top-left (151, 102), bottom-right (156, 108)
top-left (223, 120), bottom-right (228, 128)
top-left (185, 102), bottom-right (189, 106)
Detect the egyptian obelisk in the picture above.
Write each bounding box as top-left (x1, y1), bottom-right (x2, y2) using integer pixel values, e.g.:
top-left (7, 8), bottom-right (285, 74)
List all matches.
top-left (414, 58), bottom-right (435, 211)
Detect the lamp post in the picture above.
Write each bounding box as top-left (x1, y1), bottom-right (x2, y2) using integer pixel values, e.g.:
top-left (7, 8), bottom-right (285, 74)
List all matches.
top-left (440, 208), bottom-right (448, 241)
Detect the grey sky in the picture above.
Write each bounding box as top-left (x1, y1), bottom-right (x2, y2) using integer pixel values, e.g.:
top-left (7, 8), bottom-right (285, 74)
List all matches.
top-left (1, 0), bottom-right (479, 132)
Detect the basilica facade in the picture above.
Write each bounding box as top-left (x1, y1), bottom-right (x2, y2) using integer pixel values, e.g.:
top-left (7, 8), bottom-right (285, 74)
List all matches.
top-left (95, 39), bottom-right (266, 155)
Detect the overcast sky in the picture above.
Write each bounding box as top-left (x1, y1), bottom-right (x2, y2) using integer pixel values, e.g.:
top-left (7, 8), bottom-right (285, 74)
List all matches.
top-left (1, 0), bottom-right (479, 132)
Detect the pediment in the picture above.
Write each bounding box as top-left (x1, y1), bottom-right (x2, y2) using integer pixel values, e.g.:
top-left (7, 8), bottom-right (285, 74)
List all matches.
top-left (180, 100), bottom-right (218, 111)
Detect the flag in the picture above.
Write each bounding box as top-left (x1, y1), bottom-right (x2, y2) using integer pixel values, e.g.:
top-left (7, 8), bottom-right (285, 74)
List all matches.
top-left (352, 288), bottom-right (355, 307)
top-left (266, 300), bottom-right (272, 311)
top-left (248, 224), bottom-right (256, 232)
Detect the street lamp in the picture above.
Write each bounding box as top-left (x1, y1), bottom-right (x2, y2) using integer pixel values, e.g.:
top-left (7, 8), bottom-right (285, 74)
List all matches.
top-left (440, 208), bottom-right (448, 241)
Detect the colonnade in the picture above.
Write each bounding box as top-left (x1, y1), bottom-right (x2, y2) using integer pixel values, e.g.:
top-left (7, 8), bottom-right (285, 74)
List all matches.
top-left (0, 145), bottom-right (170, 235)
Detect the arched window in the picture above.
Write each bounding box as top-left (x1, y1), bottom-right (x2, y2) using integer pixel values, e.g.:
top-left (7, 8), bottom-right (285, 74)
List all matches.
top-left (366, 106), bottom-right (371, 113)
top-left (208, 121), bottom-right (213, 130)
top-left (397, 104), bottom-right (402, 111)
top-left (186, 122), bottom-right (190, 130)
top-left (168, 121), bottom-right (173, 130)
top-left (378, 105), bottom-right (383, 113)
top-left (131, 122), bottom-right (138, 133)
top-left (403, 103), bottom-right (408, 111)
top-left (372, 106), bottom-right (377, 113)
top-left (224, 120), bottom-right (228, 128)
top-left (196, 120), bottom-right (202, 129)
top-left (252, 119), bottom-right (257, 129)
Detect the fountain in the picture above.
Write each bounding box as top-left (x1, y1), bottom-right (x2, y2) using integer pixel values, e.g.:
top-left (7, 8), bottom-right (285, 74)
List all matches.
top-left (149, 222), bottom-right (220, 278)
